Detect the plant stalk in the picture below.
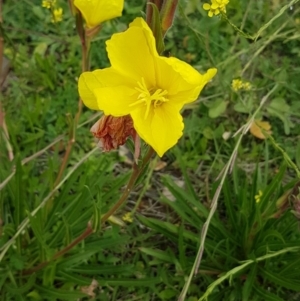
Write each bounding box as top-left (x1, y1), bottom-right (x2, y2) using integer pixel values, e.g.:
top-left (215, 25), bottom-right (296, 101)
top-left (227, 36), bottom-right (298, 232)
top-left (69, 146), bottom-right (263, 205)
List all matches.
top-left (22, 147), bottom-right (155, 275)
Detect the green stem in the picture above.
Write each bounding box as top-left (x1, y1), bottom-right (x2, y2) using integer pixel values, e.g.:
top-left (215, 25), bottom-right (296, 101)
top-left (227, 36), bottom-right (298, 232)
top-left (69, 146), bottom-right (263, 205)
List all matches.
top-left (52, 17), bottom-right (90, 189)
top-left (22, 147), bottom-right (155, 275)
top-left (101, 147), bottom-right (155, 223)
top-left (131, 155), bottom-right (158, 216)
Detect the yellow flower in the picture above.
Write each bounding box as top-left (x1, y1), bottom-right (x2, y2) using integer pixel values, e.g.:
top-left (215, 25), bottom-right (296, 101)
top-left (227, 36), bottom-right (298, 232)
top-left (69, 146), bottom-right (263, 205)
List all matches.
top-left (231, 79), bottom-right (243, 91)
top-left (255, 190), bottom-right (263, 203)
top-left (231, 79), bottom-right (252, 91)
top-left (78, 18), bottom-right (217, 157)
top-left (122, 212), bottom-right (133, 223)
top-left (243, 81), bottom-right (252, 90)
top-left (42, 0), bottom-right (56, 9)
top-left (203, 0), bottom-right (229, 17)
top-left (73, 0), bottom-right (124, 28)
top-left (51, 7), bottom-right (63, 23)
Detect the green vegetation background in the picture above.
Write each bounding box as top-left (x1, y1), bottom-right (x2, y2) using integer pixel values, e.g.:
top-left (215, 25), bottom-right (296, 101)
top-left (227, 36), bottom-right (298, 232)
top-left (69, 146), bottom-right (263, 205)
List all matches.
top-left (1, 0), bottom-right (300, 300)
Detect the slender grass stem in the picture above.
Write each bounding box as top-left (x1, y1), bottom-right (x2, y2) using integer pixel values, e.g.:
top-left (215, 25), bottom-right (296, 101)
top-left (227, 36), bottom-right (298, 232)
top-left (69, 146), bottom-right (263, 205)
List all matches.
top-left (178, 85), bottom-right (278, 301)
top-left (53, 16), bottom-right (90, 189)
top-left (0, 147), bottom-right (99, 262)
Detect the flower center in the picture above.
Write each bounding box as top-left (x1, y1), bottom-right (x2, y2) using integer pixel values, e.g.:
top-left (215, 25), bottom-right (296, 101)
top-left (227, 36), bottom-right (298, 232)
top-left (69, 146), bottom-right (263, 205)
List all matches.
top-left (130, 78), bottom-right (169, 119)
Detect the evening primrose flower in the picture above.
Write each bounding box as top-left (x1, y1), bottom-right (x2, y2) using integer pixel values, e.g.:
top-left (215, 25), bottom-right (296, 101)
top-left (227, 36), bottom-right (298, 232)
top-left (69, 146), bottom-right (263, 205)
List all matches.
top-left (73, 0), bottom-right (124, 28)
top-left (78, 18), bottom-right (217, 157)
top-left (203, 0), bottom-right (229, 17)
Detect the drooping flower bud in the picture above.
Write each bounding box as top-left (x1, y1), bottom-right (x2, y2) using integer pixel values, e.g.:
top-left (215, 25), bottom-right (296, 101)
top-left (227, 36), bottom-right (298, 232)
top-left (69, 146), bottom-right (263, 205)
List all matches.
top-left (160, 0), bottom-right (179, 36)
top-left (91, 115), bottom-right (136, 152)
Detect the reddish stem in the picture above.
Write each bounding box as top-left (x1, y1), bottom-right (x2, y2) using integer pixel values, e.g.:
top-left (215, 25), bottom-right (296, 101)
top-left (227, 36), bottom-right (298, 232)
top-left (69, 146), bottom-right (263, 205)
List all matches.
top-left (22, 148), bottom-right (155, 275)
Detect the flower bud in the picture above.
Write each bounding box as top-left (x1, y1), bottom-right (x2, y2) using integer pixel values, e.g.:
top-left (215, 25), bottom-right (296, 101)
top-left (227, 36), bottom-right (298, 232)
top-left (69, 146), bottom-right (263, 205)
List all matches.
top-left (160, 0), bottom-right (179, 36)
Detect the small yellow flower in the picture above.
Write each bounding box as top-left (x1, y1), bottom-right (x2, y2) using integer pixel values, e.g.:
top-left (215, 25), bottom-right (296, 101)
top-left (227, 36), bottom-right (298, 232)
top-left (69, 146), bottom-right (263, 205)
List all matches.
top-left (78, 18), bottom-right (217, 156)
top-left (243, 81), bottom-right (252, 90)
top-left (231, 79), bottom-right (252, 91)
top-left (255, 190), bottom-right (263, 203)
top-left (122, 212), bottom-right (133, 223)
top-left (73, 0), bottom-right (124, 28)
top-left (231, 79), bottom-right (243, 91)
top-left (203, 0), bottom-right (229, 17)
top-left (42, 0), bottom-right (56, 9)
top-left (51, 7), bottom-right (63, 23)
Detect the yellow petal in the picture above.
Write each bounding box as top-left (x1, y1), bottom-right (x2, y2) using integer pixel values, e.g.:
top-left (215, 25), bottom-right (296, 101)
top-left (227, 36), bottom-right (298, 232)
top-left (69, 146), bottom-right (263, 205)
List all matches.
top-left (211, 3), bottom-right (219, 9)
top-left (160, 56), bottom-right (217, 89)
top-left (74, 0), bottom-right (124, 28)
top-left (250, 120), bottom-right (272, 139)
top-left (203, 3), bottom-right (211, 10)
top-left (131, 103), bottom-right (184, 157)
top-left (78, 68), bottom-right (135, 110)
top-left (93, 86), bottom-right (137, 116)
top-left (78, 70), bottom-right (103, 110)
top-left (129, 17), bottom-right (158, 57)
top-left (106, 17), bottom-right (156, 84)
top-left (156, 56), bottom-right (217, 106)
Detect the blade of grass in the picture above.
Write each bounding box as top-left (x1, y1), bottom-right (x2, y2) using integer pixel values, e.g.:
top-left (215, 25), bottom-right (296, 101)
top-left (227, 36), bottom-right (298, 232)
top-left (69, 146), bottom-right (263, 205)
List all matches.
top-left (178, 85), bottom-right (278, 301)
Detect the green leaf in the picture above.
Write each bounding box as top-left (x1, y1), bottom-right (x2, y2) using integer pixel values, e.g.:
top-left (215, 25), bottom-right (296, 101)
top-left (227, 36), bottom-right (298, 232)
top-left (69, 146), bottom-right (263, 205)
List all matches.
top-left (267, 97), bottom-right (292, 135)
top-left (34, 285), bottom-right (87, 300)
top-left (253, 286), bottom-right (285, 301)
top-left (67, 264), bottom-right (134, 275)
top-left (32, 6), bottom-right (45, 20)
top-left (9, 253), bottom-right (25, 270)
top-left (139, 248), bottom-right (175, 263)
top-left (158, 288), bottom-right (177, 300)
top-left (242, 264), bottom-right (257, 300)
top-left (97, 278), bottom-right (161, 286)
top-left (5, 274), bottom-right (36, 295)
top-left (260, 267), bottom-right (300, 291)
top-left (208, 99), bottom-right (227, 118)
top-left (233, 98), bottom-right (253, 113)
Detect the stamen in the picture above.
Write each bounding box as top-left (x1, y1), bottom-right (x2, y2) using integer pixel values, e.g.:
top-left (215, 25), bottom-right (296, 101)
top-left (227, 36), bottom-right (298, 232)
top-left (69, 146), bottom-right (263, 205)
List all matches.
top-left (131, 78), bottom-right (169, 119)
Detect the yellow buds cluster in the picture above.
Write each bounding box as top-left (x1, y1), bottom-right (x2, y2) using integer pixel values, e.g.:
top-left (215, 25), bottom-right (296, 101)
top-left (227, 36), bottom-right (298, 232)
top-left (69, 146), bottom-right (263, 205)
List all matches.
top-left (41, 0), bottom-right (63, 23)
top-left (52, 8), bottom-right (63, 23)
top-left (231, 79), bottom-right (252, 92)
top-left (42, 0), bottom-right (56, 9)
top-left (203, 0), bottom-right (229, 17)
